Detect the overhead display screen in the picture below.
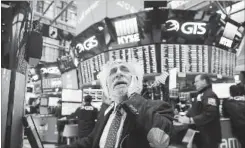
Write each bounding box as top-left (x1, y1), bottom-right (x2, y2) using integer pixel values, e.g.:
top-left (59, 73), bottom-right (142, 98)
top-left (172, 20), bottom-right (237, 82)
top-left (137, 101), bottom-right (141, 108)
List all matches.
top-left (79, 44), bottom-right (158, 84)
top-left (80, 53), bottom-right (106, 84)
top-left (61, 89), bottom-right (82, 102)
top-left (161, 44), bottom-right (209, 73)
top-left (160, 44), bottom-right (236, 76)
top-left (108, 44), bottom-right (157, 74)
top-left (61, 69), bottom-right (79, 89)
top-left (210, 46), bottom-right (236, 76)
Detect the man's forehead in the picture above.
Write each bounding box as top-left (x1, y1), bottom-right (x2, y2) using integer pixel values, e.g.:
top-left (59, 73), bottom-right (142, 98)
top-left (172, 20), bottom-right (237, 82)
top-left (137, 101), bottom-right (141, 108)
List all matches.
top-left (110, 62), bottom-right (130, 69)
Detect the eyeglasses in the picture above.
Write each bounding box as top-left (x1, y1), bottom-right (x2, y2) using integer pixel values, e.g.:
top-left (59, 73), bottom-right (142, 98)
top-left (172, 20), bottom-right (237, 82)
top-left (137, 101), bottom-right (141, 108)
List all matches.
top-left (109, 65), bottom-right (130, 76)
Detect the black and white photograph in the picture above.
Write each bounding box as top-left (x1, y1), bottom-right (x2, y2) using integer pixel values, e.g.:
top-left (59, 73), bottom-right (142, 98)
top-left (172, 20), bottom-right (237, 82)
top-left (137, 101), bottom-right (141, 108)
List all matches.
top-left (1, 0), bottom-right (245, 148)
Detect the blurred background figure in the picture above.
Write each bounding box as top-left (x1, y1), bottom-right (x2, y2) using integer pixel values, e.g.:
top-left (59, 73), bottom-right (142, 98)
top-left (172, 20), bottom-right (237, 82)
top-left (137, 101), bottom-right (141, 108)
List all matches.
top-left (54, 100), bottom-right (62, 119)
top-left (54, 100), bottom-right (64, 145)
top-left (223, 85), bottom-right (245, 148)
top-left (29, 97), bottom-right (40, 114)
top-left (68, 95), bottom-right (98, 138)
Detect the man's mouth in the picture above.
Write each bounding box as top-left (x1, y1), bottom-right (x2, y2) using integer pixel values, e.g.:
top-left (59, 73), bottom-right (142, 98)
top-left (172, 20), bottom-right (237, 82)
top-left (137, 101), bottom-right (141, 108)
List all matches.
top-left (113, 81), bottom-right (128, 88)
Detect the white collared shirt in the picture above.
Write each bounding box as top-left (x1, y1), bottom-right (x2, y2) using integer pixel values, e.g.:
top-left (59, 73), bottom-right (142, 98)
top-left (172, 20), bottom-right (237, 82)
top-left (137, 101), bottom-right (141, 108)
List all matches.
top-left (99, 103), bottom-right (127, 148)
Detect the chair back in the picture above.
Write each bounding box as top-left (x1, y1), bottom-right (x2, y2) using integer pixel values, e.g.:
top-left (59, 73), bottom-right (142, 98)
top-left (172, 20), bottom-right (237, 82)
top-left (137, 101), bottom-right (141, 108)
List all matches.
top-left (62, 124), bottom-right (79, 138)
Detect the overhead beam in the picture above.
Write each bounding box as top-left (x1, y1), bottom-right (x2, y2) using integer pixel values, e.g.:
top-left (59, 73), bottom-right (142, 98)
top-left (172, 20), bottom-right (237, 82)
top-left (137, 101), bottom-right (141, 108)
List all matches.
top-left (50, 0), bottom-right (74, 26)
top-left (215, 1), bottom-right (227, 15)
top-left (38, 1), bottom-right (54, 21)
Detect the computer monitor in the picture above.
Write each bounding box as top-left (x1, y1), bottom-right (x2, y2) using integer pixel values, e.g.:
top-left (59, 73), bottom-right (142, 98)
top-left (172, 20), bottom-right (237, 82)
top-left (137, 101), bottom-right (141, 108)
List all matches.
top-left (48, 97), bottom-right (60, 106)
top-left (212, 83), bottom-right (236, 98)
top-left (61, 102), bottom-right (81, 116)
top-left (40, 97), bottom-right (48, 106)
top-left (62, 89), bottom-right (82, 102)
top-left (61, 69), bottom-right (78, 89)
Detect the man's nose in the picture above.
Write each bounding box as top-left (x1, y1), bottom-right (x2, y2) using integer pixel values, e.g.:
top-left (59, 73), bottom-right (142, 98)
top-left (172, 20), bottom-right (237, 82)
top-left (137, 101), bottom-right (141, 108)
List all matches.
top-left (115, 68), bottom-right (123, 74)
top-left (115, 69), bottom-right (124, 78)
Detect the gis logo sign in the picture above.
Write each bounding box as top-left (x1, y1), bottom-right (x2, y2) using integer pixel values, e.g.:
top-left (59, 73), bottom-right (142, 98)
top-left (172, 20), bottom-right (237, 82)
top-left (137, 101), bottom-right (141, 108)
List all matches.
top-left (166, 20), bottom-right (207, 35)
top-left (75, 36), bottom-right (98, 54)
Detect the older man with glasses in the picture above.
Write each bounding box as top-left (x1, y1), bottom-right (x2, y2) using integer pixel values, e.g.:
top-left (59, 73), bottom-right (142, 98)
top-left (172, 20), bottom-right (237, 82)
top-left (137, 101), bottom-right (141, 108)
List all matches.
top-left (59, 59), bottom-right (173, 148)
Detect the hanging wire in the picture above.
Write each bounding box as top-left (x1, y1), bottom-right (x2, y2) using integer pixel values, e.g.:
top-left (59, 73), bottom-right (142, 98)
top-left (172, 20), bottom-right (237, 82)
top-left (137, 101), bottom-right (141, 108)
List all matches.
top-left (87, 0), bottom-right (95, 24)
top-left (106, 0), bottom-right (108, 17)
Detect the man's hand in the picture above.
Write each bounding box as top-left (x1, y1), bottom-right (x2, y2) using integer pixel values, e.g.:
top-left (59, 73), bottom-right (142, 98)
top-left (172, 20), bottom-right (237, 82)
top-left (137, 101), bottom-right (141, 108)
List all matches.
top-left (178, 116), bottom-right (191, 124)
top-left (127, 75), bottom-right (142, 97)
top-left (152, 72), bottom-right (169, 87)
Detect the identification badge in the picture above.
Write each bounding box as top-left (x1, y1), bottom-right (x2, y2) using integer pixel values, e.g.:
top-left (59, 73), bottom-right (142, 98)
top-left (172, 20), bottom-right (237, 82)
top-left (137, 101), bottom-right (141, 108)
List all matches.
top-left (197, 93), bottom-right (203, 102)
top-left (208, 98), bottom-right (216, 106)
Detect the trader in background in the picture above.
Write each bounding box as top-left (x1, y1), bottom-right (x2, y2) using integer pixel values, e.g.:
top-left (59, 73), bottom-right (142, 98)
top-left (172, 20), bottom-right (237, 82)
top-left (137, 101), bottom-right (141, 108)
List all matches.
top-left (68, 95), bottom-right (98, 138)
top-left (54, 100), bottom-right (64, 145)
top-left (223, 85), bottom-right (245, 148)
top-left (177, 74), bottom-right (221, 148)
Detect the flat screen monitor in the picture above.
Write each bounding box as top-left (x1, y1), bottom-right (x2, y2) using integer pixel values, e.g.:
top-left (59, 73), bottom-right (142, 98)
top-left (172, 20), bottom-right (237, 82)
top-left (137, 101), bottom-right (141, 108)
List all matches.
top-left (40, 98), bottom-right (48, 106)
top-left (22, 115), bottom-right (44, 148)
top-left (61, 69), bottom-right (78, 89)
top-left (222, 22), bottom-right (238, 40)
top-left (212, 83), bottom-right (236, 98)
top-left (61, 102), bottom-right (81, 116)
top-left (39, 107), bottom-right (49, 115)
top-left (62, 89), bottom-right (82, 102)
top-left (48, 97), bottom-right (60, 106)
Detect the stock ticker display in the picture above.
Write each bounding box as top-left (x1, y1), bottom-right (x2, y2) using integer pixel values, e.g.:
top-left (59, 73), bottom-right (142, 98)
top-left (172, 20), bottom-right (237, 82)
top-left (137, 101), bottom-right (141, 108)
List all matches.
top-left (79, 44), bottom-right (236, 84)
top-left (161, 44), bottom-right (209, 73)
top-left (108, 45), bottom-right (157, 74)
top-left (80, 53), bottom-right (106, 84)
top-left (160, 44), bottom-right (236, 76)
top-left (80, 44), bottom-right (158, 84)
top-left (210, 46), bottom-right (236, 76)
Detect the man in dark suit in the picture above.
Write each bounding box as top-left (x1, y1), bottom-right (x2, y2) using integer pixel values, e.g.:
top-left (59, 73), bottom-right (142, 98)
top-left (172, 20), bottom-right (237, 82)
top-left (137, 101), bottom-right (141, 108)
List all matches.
top-left (59, 60), bottom-right (173, 148)
top-left (177, 74), bottom-right (221, 148)
top-left (223, 85), bottom-right (245, 147)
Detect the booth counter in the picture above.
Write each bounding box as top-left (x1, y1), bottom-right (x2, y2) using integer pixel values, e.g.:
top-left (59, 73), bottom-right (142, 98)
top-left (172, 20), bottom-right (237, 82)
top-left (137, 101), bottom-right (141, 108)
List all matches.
top-left (220, 118), bottom-right (241, 148)
top-left (171, 118), bottom-right (241, 148)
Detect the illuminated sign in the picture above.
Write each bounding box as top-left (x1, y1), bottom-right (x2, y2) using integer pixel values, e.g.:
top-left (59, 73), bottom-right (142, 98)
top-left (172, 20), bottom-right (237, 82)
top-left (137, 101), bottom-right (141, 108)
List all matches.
top-left (41, 67), bottom-right (60, 75)
top-left (117, 33), bottom-right (140, 44)
top-left (75, 36), bottom-right (98, 54)
top-left (77, 0), bottom-right (100, 25)
top-left (116, 0), bottom-right (137, 13)
top-left (42, 78), bottom-right (62, 89)
top-left (114, 17), bottom-right (140, 44)
top-left (219, 36), bottom-right (233, 48)
top-left (166, 20), bottom-right (207, 35)
top-left (219, 138), bottom-right (241, 148)
top-left (166, 20), bottom-right (179, 31)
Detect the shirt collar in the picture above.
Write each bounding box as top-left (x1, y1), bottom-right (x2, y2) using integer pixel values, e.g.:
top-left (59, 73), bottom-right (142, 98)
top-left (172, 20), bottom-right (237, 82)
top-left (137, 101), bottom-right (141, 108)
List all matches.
top-left (104, 102), bottom-right (124, 116)
top-left (104, 103), bottom-right (114, 116)
top-left (198, 84), bottom-right (211, 94)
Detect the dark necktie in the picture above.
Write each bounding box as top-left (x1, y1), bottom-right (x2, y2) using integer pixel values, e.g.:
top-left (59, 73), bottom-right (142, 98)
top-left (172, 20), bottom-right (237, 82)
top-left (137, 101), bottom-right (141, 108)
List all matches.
top-left (104, 107), bottom-right (122, 148)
